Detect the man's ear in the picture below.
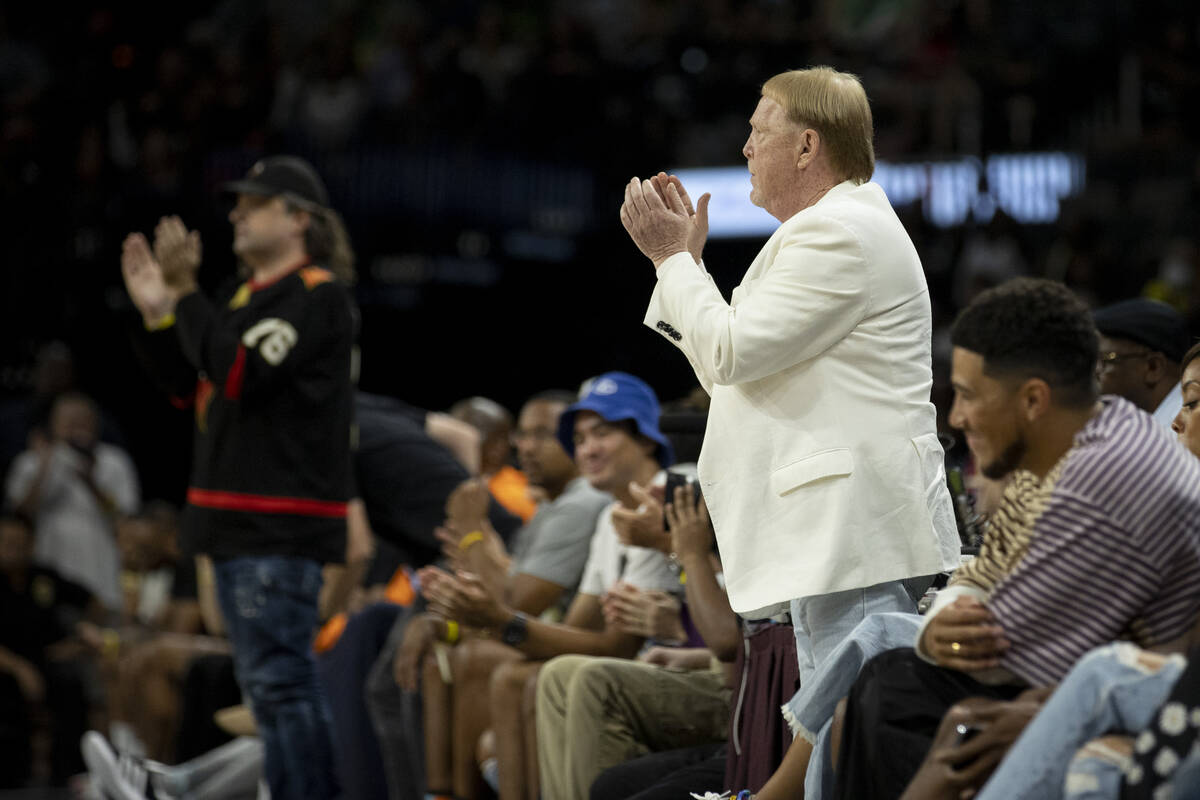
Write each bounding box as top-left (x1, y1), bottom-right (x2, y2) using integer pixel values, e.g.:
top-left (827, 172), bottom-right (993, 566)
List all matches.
top-left (1018, 378), bottom-right (1052, 422)
top-left (796, 128), bottom-right (820, 169)
top-left (290, 208), bottom-right (312, 234)
top-left (1143, 352), bottom-right (1171, 386)
top-left (637, 435), bottom-right (657, 461)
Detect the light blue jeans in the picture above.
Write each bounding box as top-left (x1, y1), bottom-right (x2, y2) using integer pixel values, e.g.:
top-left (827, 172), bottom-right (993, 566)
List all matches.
top-left (788, 579), bottom-right (917, 688)
top-left (780, 611), bottom-right (924, 799)
top-left (1066, 744), bottom-right (1200, 798)
top-left (974, 642), bottom-right (1186, 800)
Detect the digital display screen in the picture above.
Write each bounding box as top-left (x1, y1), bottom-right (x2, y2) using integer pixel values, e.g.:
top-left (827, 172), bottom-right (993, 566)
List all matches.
top-left (672, 152), bottom-right (1086, 238)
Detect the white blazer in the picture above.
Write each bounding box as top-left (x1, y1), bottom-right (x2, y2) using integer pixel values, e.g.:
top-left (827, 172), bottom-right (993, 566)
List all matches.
top-left (645, 180), bottom-right (961, 617)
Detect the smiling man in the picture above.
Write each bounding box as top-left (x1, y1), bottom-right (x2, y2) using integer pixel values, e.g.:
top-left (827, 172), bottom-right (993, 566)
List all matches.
top-left (830, 278), bottom-right (1200, 799)
top-left (619, 66), bottom-right (960, 682)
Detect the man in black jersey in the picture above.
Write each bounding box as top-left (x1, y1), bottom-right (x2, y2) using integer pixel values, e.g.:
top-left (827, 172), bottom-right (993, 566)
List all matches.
top-left (121, 156), bottom-right (354, 799)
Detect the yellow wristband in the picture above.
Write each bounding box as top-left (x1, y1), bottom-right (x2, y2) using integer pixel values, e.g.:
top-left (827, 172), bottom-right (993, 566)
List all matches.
top-left (101, 629), bottom-right (120, 659)
top-left (145, 313), bottom-right (176, 332)
top-left (458, 531), bottom-right (485, 551)
top-left (443, 620), bottom-right (460, 644)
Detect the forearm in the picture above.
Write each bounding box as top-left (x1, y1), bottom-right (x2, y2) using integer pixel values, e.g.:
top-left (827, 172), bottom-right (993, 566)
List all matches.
top-left (425, 413), bottom-right (481, 474)
top-left (678, 551), bottom-right (740, 660)
top-left (0, 646), bottom-right (36, 677)
top-left (914, 584), bottom-right (988, 663)
top-left (664, 647), bottom-right (718, 671)
top-left (464, 547), bottom-right (511, 598)
top-left (651, 231), bottom-right (870, 386)
top-left (173, 292), bottom-right (239, 379)
top-left (194, 556), bottom-right (224, 636)
top-left (127, 320), bottom-right (199, 401)
top-left (80, 474), bottom-right (119, 517)
top-left (319, 560), bottom-right (368, 621)
top-left (513, 615), bottom-right (642, 661)
top-left (14, 458), bottom-right (52, 518)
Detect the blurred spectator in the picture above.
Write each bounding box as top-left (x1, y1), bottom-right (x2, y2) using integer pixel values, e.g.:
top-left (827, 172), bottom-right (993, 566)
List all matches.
top-left (451, 395), bottom-right (538, 522)
top-left (0, 512), bottom-right (97, 787)
top-left (5, 391), bottom-right (140, 612)
top-left (1093, 297), bottom-right (1190, 428)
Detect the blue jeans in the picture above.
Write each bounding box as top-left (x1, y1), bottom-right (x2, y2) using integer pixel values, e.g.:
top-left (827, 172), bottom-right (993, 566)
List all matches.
top-left (974, 642), bottom-right (1186, 800)
top-left (214, 556), bottom-right (338, 800)
top-left (1065, 746), bottom-right (1200, 799)
top-left (779, 611), bottom-right (924, 800)
top-left (789, 580), bottom-right (916, 688)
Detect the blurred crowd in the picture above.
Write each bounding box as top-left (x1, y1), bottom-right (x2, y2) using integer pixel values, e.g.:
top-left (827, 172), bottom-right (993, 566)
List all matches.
top-left (2, 1), bottom-right (1199, 401)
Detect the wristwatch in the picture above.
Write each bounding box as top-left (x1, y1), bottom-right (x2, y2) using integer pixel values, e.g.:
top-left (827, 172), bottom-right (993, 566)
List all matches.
top-left (500, 612), bottom-right (529, 646)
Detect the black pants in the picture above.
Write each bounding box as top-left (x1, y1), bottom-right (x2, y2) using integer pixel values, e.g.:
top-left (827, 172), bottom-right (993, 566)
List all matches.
top-left (833, 647), bottom-right (1024, 800)
top-left (175, 653), bottom-right (242, 763)
top-left (590, 743), bottom-right (727, 800)
top-left (317, 602), bottom-right (402, 800)
top-left (0, 672), bottom-right (32, 788)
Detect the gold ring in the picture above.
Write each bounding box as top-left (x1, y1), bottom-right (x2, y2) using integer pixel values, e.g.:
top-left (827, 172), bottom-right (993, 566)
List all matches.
top-left (950, 642), bottom-right (962, 652)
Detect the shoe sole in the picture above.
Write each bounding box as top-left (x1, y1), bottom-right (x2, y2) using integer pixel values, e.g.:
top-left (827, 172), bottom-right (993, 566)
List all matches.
top-left (80, 731), bottom-right (147, 800)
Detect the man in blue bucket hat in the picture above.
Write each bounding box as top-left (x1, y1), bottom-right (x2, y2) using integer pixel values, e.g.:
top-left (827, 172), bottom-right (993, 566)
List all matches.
top-left (556, 371), bottom-right (674, 473)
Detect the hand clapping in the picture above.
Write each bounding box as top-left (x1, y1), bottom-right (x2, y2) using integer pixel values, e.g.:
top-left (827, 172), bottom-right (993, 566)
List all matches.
top-left (619, 173), bottom-right (710, 268)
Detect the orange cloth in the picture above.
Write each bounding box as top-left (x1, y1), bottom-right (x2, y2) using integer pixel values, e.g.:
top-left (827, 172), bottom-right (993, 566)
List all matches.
top-left (313, 567), bottom-right (415, 653)
top-left (489, 465), bottom-right (537, 523)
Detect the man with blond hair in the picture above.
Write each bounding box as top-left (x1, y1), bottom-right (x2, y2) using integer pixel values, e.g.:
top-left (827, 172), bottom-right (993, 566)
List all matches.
top-left (620, 66), bottom-right (960, 681)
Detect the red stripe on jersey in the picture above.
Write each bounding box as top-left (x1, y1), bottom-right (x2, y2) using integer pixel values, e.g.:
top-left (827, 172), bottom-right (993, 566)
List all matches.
top-left (187, 488), bottom-right (348, 518)
top-left (225, 344), bottom-right (247, 400)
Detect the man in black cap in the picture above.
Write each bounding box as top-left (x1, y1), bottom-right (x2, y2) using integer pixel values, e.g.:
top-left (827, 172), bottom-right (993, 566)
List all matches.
top-left (119, 156), bottom-right (354, 799)
top-left (1093, 298), bottom-right (1191, 429)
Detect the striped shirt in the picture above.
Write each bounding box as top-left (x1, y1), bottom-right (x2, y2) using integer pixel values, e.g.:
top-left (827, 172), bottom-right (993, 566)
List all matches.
top-left (989, 396), bottom-right (1200, 686)
top-left (952, 463), bottom-right (1063, 596)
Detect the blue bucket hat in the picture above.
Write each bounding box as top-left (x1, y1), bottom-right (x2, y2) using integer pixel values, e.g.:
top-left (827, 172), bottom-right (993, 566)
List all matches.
top-left (557, 372), bottom-right (675, 468)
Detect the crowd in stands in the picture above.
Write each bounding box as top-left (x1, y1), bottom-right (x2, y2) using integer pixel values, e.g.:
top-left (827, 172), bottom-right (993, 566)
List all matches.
top-left (2, 2), bottom-right (1199, 439)
top-left (2, 280), bottom-right (1198, 799)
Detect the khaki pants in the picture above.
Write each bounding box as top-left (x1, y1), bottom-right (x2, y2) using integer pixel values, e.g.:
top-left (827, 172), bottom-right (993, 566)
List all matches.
top-left (536, 655), bottom-right (730, 800)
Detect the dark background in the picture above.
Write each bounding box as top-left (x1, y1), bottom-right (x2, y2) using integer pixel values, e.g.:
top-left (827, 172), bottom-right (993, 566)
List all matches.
top-left (1, 0), bottom-right (1198, 503)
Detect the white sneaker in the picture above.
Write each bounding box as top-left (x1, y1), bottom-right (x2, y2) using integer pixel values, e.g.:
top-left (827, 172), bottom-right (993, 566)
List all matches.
top-left (81, 731), bottom-right (165, 800)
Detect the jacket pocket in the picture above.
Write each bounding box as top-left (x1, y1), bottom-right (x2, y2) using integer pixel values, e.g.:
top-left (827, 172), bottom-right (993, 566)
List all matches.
top-left (770, 448), bottom-right (853, 497)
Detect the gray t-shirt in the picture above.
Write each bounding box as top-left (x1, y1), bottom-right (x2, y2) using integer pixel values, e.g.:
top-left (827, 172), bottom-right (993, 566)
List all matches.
top-left (509, 476), bottom-right (610, 613)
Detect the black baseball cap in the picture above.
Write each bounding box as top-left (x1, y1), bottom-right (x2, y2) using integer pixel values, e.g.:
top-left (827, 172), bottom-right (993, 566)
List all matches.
top-left (222, 155), bottom-right (329, 211)
top-left (1093, 298), bottom-right (1190, 363)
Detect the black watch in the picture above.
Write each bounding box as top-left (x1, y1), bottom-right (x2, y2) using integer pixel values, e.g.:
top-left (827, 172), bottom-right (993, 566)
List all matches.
top-left (500, 612), bottom-right (529, 646)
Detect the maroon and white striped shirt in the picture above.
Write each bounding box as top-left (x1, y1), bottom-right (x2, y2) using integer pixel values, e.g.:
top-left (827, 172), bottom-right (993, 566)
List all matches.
top-left (990, 396), bottom-right (1200, 686)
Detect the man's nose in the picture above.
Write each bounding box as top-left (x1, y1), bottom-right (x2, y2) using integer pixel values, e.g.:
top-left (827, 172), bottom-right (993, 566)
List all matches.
top-left (948, 400), bottom-right (965, 430)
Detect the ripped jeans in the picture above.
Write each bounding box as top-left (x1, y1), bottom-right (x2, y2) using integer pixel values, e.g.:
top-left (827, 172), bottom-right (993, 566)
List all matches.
top-left (974, 642), bottom-right (1186, 800)
top-left (214, 556), bottom-right (338, 800)
top-left (780, 612), bottom-right (925, 800)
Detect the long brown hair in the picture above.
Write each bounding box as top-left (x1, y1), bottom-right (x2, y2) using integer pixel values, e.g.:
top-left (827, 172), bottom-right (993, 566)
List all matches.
top-left (289, 201), bottom-right (356, 283)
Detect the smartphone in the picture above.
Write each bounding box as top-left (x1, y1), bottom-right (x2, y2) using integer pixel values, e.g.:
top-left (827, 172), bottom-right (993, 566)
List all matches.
top-left (663, 471), bottom-right (700, 530)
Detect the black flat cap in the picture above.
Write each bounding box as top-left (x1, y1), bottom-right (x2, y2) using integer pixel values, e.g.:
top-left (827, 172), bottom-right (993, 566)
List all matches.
top-left (223, 155), bottom-right (329, 211)
top-left (1093, 298), bottom-right (1190, 363)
